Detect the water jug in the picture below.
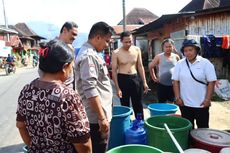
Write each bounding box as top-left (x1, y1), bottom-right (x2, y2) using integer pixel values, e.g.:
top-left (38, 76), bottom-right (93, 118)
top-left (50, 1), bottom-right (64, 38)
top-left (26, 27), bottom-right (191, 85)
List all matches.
top-left (125, 113), bottom-right (147, 144)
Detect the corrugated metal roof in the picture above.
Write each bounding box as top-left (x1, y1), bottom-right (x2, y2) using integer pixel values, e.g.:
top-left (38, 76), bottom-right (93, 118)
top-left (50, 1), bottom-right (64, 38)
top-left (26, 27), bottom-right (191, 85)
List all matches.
top-left (15, 23), bottom-right (37, 36)
top-left (112, 25), bottom-right (141, 34)
top-left (118, 8), bottom-right (158, 25)
top-left (8, 23), bottom-right (45, 40)
top-left (133, 5), bottom-right (230, 35)
top-left (0, 26), bottom-right (18, 34)
top-left (133, 12), bottom-right (194, 35)
top-left (180, 0), bottom-right (230, 12)
top-left (180, 0), bottom-right (205, 12)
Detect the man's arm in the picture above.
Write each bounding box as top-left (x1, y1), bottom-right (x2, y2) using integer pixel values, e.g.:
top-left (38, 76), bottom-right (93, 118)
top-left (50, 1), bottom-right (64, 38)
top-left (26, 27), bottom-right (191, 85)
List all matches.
top-left (148, 55), bottom-right (159, 82)
top-left (16, 121), bottom-right (31, 146)
top-left (173, 80), bottom-right (183, 106)
top-left (136, 48), bottom-right (148, 93)
top-left (201, 81), bottom-right (215, 107)
top-left (175, 54), bottom-right (180, 61)
top-left (73, 139), bottom-right (92, 153)
top-left (111, 51), bottom-right (122, 98)
top-left (89, 96), bottom-right (109, 133)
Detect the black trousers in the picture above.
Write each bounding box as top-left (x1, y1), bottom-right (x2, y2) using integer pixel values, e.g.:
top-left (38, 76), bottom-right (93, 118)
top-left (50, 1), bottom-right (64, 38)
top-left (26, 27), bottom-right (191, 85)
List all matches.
top-left (90, 124), bottom-right (109, 153)
top-left (117, 73), bottom-right (144, 119)
top-left (157, 83), bottom-right (175, 103)
top-left (180, 106), bottom-right (209, 129)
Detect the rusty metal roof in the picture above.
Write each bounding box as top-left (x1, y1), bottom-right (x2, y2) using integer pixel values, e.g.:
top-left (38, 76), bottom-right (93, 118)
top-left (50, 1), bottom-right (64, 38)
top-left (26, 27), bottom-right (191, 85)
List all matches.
top-left (8, 23), bottom-right (45, 40)
top-left (0, 26), bottom-right (18, 34)
top-left (133, 12), bottom-right (194, 35)
top-left (180, 0), bottom-right (230, 12)
top-left (118, 8), bottom-right (158, 25)
top-left (133, 5), bottom-right (230, 35)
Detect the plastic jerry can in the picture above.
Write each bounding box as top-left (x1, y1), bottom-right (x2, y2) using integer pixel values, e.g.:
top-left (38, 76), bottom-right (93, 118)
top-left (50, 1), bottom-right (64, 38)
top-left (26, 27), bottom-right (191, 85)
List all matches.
top-left (125, 113), bottom-right (147, 144)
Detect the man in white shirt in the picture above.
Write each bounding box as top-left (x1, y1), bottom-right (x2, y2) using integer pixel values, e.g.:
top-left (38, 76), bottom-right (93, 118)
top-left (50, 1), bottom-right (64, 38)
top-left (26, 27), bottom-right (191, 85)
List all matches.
top-left (172, 39), bottom-right (217, 128)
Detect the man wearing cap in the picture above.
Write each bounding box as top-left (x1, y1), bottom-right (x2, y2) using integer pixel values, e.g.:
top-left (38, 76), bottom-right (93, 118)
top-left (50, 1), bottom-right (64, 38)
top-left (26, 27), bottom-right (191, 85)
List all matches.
top-left (172, 39), bottom-right (217, 128)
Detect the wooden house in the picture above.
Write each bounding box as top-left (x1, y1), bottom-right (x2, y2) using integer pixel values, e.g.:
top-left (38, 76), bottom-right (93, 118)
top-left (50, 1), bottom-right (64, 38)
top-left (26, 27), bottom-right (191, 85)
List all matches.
top-left (0, 26), bottom-right (18, 57)
top-left (10, 23), bottom-right (45, 50)
top-left (133, 1), bottom-right (230, 78)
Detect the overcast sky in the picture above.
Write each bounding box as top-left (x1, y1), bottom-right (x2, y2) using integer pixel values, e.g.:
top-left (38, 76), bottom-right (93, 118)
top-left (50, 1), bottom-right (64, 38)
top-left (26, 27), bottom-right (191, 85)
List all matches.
top-left (0, 0), bottom-right (191, 32)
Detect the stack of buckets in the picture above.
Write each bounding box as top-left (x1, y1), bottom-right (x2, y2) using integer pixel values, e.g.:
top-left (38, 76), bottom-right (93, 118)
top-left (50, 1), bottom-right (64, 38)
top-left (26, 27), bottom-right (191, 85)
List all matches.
top-left (145, 103), bottom-right (192, 153)
top-left (108, 105), bottom-right (163, 153)
top-left (108, 103), bottom-right (192, 153)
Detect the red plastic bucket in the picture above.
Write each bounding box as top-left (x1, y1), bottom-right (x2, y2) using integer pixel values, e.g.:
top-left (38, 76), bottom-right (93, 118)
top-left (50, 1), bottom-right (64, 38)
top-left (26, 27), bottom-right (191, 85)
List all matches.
top-left (190, 128), bottom-right (230, 153)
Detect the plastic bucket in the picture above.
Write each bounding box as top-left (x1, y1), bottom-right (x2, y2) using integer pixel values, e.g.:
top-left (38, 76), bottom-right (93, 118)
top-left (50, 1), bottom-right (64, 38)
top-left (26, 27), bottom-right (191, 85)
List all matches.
top-left (107, 144), bottom-right (164, 153)
top-left (22, 145), bottom-right (28, 153)
top-left (184, 148), bottom-right (211, 153)
top-left (167, 114), bottom-right (181, 117)
top-left (220, 147), bottom-right (230, 153)
top-left (145, 116), bottom-right (192, 153)
top-left (108, 106), bottom-right (133, 149)
top-left (148, 103), bottom-right (178, 116)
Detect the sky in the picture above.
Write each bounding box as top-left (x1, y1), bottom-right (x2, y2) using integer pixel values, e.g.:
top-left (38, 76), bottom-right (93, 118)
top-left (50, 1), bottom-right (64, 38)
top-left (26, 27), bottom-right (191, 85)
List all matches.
top-left (0, 0), bottom-right (191, 33)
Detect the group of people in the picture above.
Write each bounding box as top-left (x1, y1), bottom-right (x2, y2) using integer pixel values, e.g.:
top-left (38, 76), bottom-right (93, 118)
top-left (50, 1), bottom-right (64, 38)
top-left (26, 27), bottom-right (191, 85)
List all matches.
top-left (149, 38), bottom-right (216, 129)
top-left (16, 21), bottom-right (115, 153)
top-left (15, 20), bottom-right (217, 153)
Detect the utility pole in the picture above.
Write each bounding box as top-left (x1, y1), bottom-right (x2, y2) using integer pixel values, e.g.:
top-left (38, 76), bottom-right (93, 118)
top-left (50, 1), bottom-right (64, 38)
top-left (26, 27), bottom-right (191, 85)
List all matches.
top-left (122, 0), bottom-right (126, 32)
top-left (2, 0), bottom-right (9, 41)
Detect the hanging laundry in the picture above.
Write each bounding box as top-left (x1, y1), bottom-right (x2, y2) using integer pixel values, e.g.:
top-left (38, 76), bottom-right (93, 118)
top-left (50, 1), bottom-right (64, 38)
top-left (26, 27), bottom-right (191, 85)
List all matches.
top-left (222, 35), bottom-right (230, 49)
top-left (201, 34), bottom-right (224, 58)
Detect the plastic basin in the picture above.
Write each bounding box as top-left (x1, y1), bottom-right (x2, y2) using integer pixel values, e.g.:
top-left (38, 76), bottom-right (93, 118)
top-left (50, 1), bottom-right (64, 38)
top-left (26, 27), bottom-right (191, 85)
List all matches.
top-left (145, 116), bottom-right (192, 153)
top-left (107, 144), bottom-right (164, 153)
top-left (148, 103), bottom-right (178, 116)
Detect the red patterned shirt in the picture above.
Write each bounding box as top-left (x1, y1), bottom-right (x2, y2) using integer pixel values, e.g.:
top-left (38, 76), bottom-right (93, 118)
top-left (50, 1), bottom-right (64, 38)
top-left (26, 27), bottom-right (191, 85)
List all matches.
top-left (16, 78), bottom-right (90, 153)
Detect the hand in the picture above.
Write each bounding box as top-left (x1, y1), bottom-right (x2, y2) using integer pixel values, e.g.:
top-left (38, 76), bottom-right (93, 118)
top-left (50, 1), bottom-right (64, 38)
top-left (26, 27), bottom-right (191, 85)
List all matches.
top-left (152, 77), bottom-right (159, 83)
top-left (200, 99), bottom-right (211, 108)
top-left (175, 98), bottom-right (184, 106)
top-left (117, 89), bottom-right (122, 98)
top-left (98, 119), bottom-right (109, 133)
top-left (143, 83), bottom-right (149, 94)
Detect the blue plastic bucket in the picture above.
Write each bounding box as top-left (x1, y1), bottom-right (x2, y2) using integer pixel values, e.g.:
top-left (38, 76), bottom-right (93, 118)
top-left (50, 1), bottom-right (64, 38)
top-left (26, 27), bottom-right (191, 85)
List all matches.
top-left (22, 145), bottom-right (28, 153)
top-left (148, 103), bottom-right (178, 116)
top-left (108, 106), bottom-right (133, 149)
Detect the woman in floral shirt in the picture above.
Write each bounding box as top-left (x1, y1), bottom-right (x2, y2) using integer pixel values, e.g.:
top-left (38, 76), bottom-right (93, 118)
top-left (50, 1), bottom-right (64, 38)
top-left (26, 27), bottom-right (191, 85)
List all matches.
top-left (16, 40), bottom-right (92, 153)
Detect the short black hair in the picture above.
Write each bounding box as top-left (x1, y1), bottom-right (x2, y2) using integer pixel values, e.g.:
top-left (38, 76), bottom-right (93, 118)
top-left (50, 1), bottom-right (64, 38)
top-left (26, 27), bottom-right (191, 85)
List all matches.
top-left (161, 38), bottom-right (175, 50)
top-left (88, 21), bottom-right (114, 39)
top-left (120, 31), bottom-right (131, 41)
top-left (60, 21), bottom-right (78, 33)
top-left (39, 39), bottom-right (74, 73)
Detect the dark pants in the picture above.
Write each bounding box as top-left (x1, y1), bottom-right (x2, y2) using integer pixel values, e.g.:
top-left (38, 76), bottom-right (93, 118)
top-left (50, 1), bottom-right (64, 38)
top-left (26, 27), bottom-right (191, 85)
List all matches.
top-left (180, 106), bottom-right (209, 129)
top-left (90, 124), bottom-right (109, 153)
top-left (157, 83), bottom-right (175, 103)
top-left (118, 73), bottom-right (144, 119)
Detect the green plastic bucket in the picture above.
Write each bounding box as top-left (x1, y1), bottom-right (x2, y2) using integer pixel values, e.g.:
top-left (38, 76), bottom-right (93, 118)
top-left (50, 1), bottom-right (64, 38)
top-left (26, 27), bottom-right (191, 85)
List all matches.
top-left (107, 144), bottom-right (164, 153)
top-left (145, 116), bottom-right (192, 153)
